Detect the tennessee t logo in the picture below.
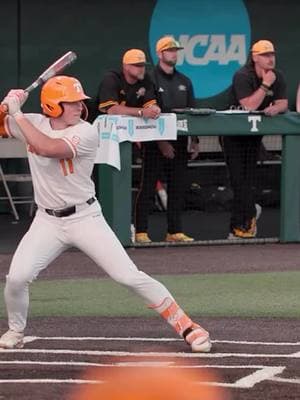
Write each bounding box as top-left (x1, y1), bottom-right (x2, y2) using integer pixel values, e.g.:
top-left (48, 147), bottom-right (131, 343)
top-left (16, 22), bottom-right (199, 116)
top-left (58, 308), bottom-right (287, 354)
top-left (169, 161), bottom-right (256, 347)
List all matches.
top-left (248, 115), bottom-right (262, 132)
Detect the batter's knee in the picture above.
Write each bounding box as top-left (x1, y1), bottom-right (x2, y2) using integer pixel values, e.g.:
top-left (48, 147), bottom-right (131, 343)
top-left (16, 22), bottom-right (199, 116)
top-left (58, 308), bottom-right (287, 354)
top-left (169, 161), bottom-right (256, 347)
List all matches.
top-left (5, 274), bottom-right (30, 295)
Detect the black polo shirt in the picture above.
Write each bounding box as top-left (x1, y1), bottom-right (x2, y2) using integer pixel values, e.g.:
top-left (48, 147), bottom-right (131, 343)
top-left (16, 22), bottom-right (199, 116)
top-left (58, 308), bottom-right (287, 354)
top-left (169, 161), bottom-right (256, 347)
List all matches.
top-left (152, 65), bottom-right (196, 112)
top-left (97, 70), bottom-right (157, 111)
top-left (229, 64), bottom-right (287, 110)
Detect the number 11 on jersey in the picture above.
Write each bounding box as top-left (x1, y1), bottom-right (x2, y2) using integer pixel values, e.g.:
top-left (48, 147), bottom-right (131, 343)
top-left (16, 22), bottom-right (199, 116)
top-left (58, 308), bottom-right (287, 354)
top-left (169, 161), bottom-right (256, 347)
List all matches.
top-left (59, 159), bottom-right (74, 176)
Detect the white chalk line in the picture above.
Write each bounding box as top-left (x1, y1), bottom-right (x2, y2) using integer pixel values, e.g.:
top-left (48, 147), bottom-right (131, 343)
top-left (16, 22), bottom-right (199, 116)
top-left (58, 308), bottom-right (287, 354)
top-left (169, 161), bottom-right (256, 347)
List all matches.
top-left (197, 366), bottom-right (286, 389)
top-left (0, 367), bottom-right (287, 389)
top-left (23, 336), bottom-right (300, 346)
top-left (1, 348), bottom-right (300, 358)
top-left (0, 337), bottom-right (298, 388)
top-left (272, 377), bottom-right (300, 385)
top-left (0, 360), bottom-right (282, 369)
top-left (231, 366), bottom-right (286, 388)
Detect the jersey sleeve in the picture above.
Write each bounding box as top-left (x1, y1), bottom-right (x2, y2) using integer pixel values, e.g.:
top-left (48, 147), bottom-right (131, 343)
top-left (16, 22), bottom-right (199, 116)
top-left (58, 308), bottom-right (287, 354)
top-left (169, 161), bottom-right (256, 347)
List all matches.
top-left (97, 72), bottom-right (121, 112)
top-left (61, 121), bottom-right (98, 159)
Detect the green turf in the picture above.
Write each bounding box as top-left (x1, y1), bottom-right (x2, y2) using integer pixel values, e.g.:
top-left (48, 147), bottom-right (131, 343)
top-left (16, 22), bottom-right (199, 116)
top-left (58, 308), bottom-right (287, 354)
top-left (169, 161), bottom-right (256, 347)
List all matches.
top-left (0, 271), bottom-right (299, 318)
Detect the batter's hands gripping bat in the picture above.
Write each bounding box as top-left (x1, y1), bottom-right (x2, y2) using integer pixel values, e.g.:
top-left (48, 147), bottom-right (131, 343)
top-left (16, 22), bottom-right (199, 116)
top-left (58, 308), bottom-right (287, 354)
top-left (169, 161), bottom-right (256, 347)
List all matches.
top-left (0, 51), bottom-right (77, 115)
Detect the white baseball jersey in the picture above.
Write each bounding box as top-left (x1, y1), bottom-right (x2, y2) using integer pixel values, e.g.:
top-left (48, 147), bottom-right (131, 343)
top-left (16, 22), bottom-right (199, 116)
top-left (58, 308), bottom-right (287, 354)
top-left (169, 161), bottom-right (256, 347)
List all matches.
top-left (5, 114), bottom-right (98, 209)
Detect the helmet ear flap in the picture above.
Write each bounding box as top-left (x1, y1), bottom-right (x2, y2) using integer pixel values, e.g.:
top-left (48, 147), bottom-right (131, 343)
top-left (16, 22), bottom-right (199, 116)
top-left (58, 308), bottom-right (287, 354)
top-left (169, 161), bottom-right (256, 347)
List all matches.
top-left (81, 101), bottom-right (89, 121)
top-left (41, 102), bottom-right (63, 117)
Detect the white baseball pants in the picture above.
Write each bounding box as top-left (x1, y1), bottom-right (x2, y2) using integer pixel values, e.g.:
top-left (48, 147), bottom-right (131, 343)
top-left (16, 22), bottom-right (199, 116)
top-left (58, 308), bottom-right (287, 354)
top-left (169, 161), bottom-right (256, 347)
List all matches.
top-left (4, 201), bottom-right (174, 332)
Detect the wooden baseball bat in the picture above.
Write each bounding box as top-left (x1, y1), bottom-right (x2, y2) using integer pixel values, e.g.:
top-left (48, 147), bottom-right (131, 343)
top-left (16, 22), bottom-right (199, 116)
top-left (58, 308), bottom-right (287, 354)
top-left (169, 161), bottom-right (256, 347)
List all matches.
top-left (0, 51), bottom-right (77, 114)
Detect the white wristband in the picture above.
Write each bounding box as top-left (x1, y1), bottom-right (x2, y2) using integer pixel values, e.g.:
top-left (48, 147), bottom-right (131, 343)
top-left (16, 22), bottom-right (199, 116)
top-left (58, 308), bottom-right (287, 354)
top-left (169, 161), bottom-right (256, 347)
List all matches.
top-left (13, 111), bottom-right (24, 119)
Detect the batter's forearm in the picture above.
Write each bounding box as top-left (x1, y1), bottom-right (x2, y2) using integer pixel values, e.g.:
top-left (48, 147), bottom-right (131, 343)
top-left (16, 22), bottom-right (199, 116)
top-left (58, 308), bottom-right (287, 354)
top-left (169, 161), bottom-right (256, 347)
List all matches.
top-left (14, 113), bottom-right (72, 158)
top-left (14, 113), bottom-right (52, 152)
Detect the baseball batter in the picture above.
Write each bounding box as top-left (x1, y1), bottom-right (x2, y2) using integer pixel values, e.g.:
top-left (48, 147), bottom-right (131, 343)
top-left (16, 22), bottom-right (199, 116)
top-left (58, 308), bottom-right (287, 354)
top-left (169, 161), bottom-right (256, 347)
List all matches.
top-left (0, 76), bottom-right (211, 352)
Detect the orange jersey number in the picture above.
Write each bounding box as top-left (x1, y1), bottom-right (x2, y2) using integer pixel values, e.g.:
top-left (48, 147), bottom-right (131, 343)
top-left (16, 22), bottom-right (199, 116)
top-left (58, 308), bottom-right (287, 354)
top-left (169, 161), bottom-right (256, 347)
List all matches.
top-left (59, 159), bottom-right (74, 176)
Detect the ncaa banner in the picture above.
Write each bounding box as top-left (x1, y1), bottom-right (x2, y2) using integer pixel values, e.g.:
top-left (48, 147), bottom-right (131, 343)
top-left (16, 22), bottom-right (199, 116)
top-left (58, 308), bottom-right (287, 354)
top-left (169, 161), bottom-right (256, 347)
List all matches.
top-left (149, 0), bottom-right (251, 99)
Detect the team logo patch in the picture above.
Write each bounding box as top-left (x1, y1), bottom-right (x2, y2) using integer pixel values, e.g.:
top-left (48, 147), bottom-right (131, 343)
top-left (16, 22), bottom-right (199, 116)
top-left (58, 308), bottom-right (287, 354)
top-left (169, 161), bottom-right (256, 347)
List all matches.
top-left (71, 136), bottom-right (80, 146)
top-left (136, 87), bottom-right (146, 98)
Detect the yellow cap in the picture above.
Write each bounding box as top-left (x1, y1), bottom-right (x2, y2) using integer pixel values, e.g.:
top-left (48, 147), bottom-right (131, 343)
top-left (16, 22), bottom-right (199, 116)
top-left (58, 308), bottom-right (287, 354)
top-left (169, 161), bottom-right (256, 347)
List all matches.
top-left (156, 36), bottom-right (184, 52)
top-left (252, 40), bottom-right (275, 54)
top-left (122, 49), bottom-right (147, 65)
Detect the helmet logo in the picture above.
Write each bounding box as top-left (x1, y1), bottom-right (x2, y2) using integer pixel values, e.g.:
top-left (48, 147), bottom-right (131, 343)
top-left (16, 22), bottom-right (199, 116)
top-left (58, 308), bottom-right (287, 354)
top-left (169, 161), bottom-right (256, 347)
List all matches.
top-left (73, 82), bottom-right (83, 93)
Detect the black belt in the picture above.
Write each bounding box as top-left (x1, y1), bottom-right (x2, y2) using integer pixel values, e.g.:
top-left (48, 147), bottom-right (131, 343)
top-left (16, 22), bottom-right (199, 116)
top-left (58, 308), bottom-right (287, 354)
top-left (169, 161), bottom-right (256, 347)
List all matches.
top-left (45, 197), bottom-right (96, 218)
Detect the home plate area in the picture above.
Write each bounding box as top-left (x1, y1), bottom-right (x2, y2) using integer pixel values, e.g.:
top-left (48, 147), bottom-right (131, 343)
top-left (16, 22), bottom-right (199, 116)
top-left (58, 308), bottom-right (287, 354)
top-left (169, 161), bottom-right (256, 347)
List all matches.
top-left (0, 334), bottom-right (299, 400)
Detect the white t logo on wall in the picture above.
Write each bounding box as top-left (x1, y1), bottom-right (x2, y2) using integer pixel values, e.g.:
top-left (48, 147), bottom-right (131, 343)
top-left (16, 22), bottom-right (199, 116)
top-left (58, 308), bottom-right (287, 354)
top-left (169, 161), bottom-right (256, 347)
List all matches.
top-left (248, 116), bottom-right (262, 132)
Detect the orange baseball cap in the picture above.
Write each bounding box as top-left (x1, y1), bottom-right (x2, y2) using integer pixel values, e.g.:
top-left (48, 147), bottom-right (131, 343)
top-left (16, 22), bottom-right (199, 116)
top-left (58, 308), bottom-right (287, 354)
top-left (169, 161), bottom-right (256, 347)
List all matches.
top-left (252, 40), bottom-right (275, 54)
top-left (122, 49), bottom-right (147, 65)
top-left (156, 36), bottom-right (184, 52)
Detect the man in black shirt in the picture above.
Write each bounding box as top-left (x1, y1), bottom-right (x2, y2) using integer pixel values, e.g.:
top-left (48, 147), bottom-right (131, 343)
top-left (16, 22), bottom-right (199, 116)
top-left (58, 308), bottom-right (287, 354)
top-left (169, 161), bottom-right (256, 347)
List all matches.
top-left (98, 48), bottom-right (161, 118)
top-left (223, 40), bottom-right (288, 239)
top-left (134, 36), bottom-right (199, 243)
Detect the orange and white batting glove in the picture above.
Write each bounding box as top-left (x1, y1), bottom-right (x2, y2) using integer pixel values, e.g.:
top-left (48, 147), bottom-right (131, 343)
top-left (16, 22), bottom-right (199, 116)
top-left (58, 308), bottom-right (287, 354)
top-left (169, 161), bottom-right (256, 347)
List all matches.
top-left (2, 89), bottom-right (28, 117)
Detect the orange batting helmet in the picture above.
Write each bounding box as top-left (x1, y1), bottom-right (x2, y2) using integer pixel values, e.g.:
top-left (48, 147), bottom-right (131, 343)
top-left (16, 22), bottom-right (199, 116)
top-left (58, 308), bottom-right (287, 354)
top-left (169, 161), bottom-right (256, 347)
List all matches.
top-left (40, 75), bottom-right (90, 117)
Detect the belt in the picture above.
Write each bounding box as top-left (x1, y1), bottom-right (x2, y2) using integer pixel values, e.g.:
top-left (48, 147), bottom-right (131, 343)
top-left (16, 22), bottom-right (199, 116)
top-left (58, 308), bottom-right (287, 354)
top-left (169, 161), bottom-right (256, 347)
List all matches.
top-left (45, 197), bottom-right (96, 218)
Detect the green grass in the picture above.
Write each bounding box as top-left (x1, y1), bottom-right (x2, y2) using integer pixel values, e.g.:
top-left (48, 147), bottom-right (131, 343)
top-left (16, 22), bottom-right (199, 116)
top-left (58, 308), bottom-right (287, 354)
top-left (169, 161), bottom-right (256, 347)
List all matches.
top-left (0, 271), bottom-right (299, 318)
